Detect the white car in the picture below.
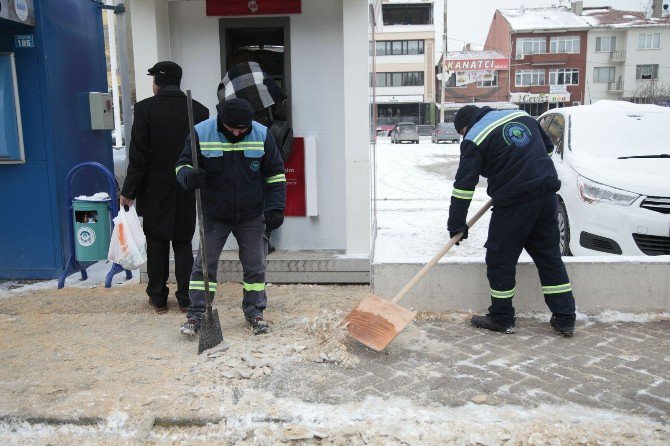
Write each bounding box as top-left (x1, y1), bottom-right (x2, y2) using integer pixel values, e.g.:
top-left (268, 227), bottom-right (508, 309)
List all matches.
top-left (538, 101), bottom-right (670, 257)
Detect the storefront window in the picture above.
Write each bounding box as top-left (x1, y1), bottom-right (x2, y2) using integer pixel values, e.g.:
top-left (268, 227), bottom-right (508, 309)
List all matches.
top-left (477, 72), bottom-right (498, 87)
top-left (382, 5), bottom-right (432, 25)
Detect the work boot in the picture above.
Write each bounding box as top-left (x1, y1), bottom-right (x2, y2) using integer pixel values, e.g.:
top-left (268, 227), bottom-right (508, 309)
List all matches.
top-left (148, 298), bottom-right (168, 314)
top-left (550, 316), bottom-right (575, 337)
top-left (180, 318), bottom-right (201, 336)
top-left (248, 316), bottom-right (269, 335)
top-left (471, 315), bottom-right (516, 334)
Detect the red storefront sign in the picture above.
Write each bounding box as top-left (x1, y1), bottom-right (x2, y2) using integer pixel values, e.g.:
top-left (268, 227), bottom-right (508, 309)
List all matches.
top-left (446, 58), bottom-right (509, 71)
top-left (206, 0), bottom-right (301, 16)
top-left (284, 137), bottom-right (306, 216)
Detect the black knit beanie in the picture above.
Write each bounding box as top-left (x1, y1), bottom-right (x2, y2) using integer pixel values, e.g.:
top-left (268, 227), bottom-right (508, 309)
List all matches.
top-left (454, 105), bottom-right (480, 135)
top-left (216, 98), bottom-right (254, 129)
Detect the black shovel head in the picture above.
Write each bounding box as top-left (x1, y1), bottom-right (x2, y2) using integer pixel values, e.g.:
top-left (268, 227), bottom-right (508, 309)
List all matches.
top-left (198, 309), bottom-right (223, 354)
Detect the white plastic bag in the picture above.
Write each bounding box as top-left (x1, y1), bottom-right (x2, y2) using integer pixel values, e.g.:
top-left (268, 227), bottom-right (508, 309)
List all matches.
top-left (108, 206), bottom-right (147, 270)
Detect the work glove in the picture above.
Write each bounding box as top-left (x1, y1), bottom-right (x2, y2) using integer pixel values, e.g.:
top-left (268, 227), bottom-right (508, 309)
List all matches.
top-left (184, 168), bottom-right (207, 192)
top-left (449, 226), bottom-right (468, 245)
top-left (264, 209), bottom-right (284, 232)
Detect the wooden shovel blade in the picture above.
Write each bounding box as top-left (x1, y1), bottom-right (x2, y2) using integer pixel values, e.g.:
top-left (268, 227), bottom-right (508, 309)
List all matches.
top-left (343, 294), bottom-right (417, 351)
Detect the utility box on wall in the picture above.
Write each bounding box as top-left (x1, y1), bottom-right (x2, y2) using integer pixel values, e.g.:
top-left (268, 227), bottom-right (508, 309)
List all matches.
top-left (89, 92), bottom-right (114, 130)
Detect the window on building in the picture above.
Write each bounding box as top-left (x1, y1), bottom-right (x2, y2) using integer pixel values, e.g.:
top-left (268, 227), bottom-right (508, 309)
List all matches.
top-left (519, 103), bottom-right (548, 117)
top-left (517, 37), bottom-right (546, 55)
top-left (549, 68), bottom-right (579, 85)
top-left (638, 33), bottom-right (660, 49)
top-left (635, 64), bottom-right (659, 80)
top-left (515, 69), bottom-right (545, 86)
top-left (595, 36), bottom-right (616, 52)
top-left (477, 72), bottom-right (498, 87)
top-left (376, 71), bottom-right (424, 87)
top-left (375, 40), bottom-right (425, 56)
top-left (382, 5), bottom-right (432, 25)
top-left (550, 36), bottom-right (581, 53)
top-left (593, 67), bottom-right (615, 83)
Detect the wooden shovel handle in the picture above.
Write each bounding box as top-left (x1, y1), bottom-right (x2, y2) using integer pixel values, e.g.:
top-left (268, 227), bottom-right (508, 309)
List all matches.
top-left (390, 199), bottom-right (493, 304)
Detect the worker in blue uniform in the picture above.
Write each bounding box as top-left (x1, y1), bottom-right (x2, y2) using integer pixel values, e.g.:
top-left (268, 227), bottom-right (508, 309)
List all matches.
top-left (176, 98), bottom-right (286, 336)
top-left (448, 105), bottom-right (576, 337)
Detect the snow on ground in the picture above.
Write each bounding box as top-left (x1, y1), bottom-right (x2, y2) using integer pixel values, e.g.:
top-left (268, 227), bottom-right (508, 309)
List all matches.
top-left (0, 260), bottom-right (139, 296)
top-left (373, 139), bottom-right (492, 263)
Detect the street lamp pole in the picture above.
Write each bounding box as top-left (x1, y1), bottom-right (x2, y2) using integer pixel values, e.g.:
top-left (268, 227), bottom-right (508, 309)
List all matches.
top-left (440, 0), bottom-right (447, 122)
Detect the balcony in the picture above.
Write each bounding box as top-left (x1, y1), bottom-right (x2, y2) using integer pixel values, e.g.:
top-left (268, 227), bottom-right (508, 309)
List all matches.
top-left (609, 50), bottom-right (626, 63)
top-left (607, 80), bottom-right (624, 93)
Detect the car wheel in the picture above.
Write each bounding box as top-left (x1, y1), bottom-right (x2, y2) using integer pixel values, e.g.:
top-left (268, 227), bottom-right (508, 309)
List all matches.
top-left (557, 199), bottom-right (572, 256)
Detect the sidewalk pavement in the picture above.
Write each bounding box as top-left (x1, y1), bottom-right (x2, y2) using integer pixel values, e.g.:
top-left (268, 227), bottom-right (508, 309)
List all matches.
top-left (0, 283), bottom-right (668, 444)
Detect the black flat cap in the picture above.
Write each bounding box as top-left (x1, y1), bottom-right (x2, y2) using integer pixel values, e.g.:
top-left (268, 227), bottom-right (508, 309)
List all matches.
top-left (147, 61), bottom-right (182, 86)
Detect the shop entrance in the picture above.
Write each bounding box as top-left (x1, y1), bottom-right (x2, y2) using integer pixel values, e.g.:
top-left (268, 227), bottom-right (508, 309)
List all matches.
top-left (219, 17), bottom-right (291, 122)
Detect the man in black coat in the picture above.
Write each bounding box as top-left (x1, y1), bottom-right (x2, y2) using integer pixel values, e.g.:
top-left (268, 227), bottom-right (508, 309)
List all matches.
top-left (120, 61), bottom-right (209, 314)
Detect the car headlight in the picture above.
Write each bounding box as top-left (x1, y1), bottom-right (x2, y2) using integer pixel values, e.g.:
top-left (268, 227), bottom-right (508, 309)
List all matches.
top-left (577, 176), bottom-right (639, 206)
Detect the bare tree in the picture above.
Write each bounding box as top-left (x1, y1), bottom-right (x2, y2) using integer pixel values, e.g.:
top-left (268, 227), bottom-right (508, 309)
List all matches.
top-left (629, 79), bottom-right (670, 105)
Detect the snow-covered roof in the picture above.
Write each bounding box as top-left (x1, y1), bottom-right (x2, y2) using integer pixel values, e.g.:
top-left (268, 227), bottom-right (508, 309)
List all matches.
top-left (499, 6), bottom-right (590, 31)
top-left (581, 8), bottom-right (670, 28)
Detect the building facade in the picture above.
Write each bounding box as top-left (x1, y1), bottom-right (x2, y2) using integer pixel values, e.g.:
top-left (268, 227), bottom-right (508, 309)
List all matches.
top-left (371, 0), bottom-right (436, 126)
top-left (485, 5), bottom-right (590, 116)
top-left (130, 0), bottom-right (371, 257)
top-left (437, 49), bottom-right (514, 121)
top-left (582, 7), bottom-right (670, 105)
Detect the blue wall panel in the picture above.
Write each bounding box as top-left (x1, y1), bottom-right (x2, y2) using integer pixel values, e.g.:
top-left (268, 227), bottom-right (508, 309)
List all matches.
top-left (0, 0), bottom-right (112, 279)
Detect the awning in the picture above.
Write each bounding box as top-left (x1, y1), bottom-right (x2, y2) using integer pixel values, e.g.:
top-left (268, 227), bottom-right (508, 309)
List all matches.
top-left (437, 101), bottom-right (519, 111)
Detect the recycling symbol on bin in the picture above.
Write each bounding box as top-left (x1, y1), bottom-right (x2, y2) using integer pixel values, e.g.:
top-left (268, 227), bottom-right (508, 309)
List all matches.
top-left (77, 227), bottom-right (96, 247)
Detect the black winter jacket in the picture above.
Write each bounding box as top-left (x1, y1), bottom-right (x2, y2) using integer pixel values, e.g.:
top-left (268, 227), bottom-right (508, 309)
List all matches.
top-left (447, 108), bottom-right (560, 234)
top-left (121, 86), bottom-right (209, 240)
top-left (175, 117), bottom-right (286, 224)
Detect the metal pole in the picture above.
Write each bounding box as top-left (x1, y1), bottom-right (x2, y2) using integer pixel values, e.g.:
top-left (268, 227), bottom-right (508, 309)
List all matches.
top-left (106, 8), bottom-right (122, 147)
top-left (439, 0), bottom-right (447, 123)
top-left (114, 0), bottom-right (133, 172)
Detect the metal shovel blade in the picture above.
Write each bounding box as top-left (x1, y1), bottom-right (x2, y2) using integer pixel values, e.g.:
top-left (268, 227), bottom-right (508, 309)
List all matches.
top-left (343, 294), bottom-right (417, 352)
top-left (198, 309), bottom-right (223, 354)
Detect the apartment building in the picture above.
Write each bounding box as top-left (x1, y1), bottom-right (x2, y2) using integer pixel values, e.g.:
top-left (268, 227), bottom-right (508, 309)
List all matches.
top-left (581, 7), bottom-right (670, 104)
top-left (485, 5), bottom-right (589, 116)
top-left (371, 0), bottom-right (436, 125)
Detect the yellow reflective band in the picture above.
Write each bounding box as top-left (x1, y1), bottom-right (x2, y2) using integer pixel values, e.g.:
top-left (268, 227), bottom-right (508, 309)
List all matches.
top-left (490, 287), bottom-right (515, 299)
top-left (201, 147), bottom-right (264, 152)
top-left (266, 174), bottom-right (286, 184)
top-left (452, 188), bottom-right (474, 200)
top-left (175, 164), bottom-right (192, 175)
top-left (473, 112), bottom-right (527, 145)
top-left (542, 283), bottom-right (572, 294)
top-left (243, 282), bottom-right (265, 292)
top-left (189, 280), bottom-right (217, 291)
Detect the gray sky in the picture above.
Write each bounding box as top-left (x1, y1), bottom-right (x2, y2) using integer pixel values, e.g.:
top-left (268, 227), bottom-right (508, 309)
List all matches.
top-left (435, 0), bottom-right (650, 55)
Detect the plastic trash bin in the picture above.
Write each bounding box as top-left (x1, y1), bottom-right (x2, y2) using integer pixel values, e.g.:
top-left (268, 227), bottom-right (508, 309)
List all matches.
top-left (72, 198), bottom-right (111, 261)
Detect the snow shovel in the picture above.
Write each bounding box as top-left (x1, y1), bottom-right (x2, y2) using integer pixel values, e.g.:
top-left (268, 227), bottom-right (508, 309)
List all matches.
top-left (186, 90), bottom-right (224, 354)
top-left (344, 199), bottom-right (493, 351)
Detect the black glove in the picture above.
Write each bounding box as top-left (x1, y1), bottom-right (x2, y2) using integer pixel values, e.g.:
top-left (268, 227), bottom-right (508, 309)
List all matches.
top-left (184, 168), bottom-right (207, 192)
top-left (449, 226), bottom-right (468, 245)
top-left (264, 209), bottom-right (284, 232)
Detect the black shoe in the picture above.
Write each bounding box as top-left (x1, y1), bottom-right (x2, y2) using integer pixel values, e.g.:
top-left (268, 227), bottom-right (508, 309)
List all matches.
top-left (248, 316), bottom-right (269, 335)
top-left (550, 316), bottom-right (575, 337)
top-left (471, 315), bottom-right (516, 334)
top-left (180, 318), bottom-right (201, 336)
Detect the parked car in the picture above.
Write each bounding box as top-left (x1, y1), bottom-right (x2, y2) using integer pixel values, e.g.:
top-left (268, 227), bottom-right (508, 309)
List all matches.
top-left (391, 122), bottom-right (419, 144)
top-left (418, 124), bottom-right (433, 136)
top-left (431, 122), bottom-right (460, 143)
top-left (538, 100), bottom-right (670, 256)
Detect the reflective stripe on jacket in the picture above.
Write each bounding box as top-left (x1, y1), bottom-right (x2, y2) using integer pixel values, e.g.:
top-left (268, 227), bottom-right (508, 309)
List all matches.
top-left (176, 119), bottom-right (286, 224)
